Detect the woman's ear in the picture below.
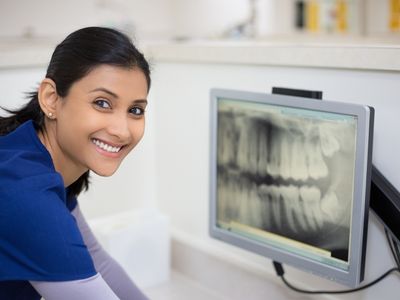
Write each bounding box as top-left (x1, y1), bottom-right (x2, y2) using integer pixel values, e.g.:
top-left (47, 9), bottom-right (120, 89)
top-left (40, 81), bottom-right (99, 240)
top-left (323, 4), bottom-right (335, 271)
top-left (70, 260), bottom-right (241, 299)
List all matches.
top-left (38, 78), bottom-right (59, 119)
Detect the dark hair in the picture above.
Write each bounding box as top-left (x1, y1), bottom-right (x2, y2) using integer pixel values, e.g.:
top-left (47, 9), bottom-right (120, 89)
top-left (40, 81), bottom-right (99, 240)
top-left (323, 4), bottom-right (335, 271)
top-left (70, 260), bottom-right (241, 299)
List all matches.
top-left (0, 27), bottom-right (151, 197)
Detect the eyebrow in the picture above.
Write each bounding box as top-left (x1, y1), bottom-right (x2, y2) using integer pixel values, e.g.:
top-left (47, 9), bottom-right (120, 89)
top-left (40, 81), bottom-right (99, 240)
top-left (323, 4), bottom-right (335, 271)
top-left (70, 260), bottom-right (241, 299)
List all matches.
top-left (90, 87), bottom-right (148, 104)
top-left (90, 87), bottom-right (118, 98)
top-left (133, 99), bottom-right (148, 105)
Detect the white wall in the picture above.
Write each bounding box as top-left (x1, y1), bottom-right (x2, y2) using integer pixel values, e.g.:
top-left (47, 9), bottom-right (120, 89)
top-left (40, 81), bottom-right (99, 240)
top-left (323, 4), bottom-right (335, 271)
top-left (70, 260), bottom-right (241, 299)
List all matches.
top-left (169, 0), bottom-right (249, 39)
top-left (149, 61), bottom-right (400, 299)
top-left (0, 67), bottom-right (45, 110)
top-left (0, 0), bottom-right (395, 42)
top-left (0, 0), bottom-right (174, 41)
top-left (168, 0), bottom-right (300, 39)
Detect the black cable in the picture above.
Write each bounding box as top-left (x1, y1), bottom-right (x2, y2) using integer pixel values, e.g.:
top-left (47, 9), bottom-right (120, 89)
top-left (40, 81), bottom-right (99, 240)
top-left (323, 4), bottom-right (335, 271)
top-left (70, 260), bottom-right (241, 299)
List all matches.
top-left (385, 228), bottom-right (400, 268)
top-left (395, 241), bottom-right (400, 265)
top-left (392, 238), bottom-right (400, 268)
top-left (281, 267), bottom-right (399, 294)
top-left (273, 261), bottom-right (400, 295)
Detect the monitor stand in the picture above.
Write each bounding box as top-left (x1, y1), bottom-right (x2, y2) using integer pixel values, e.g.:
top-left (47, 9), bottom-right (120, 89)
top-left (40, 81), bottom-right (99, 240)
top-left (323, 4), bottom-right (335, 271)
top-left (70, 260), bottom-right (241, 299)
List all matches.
top-left (271, 86), bottom-right (323, 100)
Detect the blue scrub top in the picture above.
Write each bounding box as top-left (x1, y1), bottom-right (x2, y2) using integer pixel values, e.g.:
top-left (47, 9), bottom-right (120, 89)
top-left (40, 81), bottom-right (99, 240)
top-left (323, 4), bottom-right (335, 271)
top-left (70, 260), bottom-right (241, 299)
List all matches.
top-left (0, 120), bottom-right (96, 299)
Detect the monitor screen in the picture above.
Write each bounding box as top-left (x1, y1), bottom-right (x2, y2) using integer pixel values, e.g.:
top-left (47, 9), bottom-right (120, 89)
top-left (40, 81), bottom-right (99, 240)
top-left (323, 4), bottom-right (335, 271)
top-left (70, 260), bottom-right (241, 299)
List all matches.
top-left (209, 88), bottom-right (374, 287)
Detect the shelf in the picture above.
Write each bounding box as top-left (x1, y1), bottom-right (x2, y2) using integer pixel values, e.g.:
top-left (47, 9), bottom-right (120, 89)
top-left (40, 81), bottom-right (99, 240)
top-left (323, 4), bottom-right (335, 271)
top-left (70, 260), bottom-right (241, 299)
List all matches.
top-left (144, 37), bottom-right (400, 72)
top-left (1, 34), bottom-right (400, 72)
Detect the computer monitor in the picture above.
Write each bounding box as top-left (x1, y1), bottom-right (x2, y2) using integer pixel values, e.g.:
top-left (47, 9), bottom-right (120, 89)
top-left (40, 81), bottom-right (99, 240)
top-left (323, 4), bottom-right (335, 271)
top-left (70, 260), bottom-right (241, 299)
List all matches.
top-left (209, 88), bottom-right (374, 287)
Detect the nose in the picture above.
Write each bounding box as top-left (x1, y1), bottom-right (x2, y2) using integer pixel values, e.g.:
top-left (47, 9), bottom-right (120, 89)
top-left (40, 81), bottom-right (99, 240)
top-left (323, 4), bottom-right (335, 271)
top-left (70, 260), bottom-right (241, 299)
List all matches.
top-left (107, 113), bottom-right (131, 142)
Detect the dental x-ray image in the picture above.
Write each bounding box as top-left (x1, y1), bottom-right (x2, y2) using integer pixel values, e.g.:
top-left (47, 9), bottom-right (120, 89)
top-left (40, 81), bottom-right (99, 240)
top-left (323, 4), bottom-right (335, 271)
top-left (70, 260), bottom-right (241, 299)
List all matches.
top-left (216, 99), bottom-right (357, 262)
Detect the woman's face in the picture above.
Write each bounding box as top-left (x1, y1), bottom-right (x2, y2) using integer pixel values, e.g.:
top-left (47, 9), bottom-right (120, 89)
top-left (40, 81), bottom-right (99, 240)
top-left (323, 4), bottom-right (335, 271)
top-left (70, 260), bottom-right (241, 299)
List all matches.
top-left (53, 64), bottom-right (148, 178)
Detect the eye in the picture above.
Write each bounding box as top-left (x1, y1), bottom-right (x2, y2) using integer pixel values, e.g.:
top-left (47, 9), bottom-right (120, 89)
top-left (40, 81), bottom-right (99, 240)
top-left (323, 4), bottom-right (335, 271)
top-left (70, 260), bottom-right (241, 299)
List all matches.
top-left (93, 99), bottom-right (111, 109)
top-left (129, 106), bottom-right (145, 116)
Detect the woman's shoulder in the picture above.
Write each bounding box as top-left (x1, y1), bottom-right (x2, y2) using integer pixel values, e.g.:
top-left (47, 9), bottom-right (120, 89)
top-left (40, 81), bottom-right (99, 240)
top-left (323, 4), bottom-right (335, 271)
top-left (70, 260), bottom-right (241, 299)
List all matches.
top-left (0, 121), bottom-right (95, 281)
top-left (0, 120), bottom-right (58, 183)
top-left (0, 122), bottom-right (68, 216)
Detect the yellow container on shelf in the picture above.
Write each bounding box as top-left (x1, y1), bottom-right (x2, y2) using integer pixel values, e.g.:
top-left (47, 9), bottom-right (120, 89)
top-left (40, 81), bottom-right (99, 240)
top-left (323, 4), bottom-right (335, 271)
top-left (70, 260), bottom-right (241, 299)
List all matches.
top-left (306, 0), bottom-right (320, 32)
top-left (336, 0), bottom-right (348, 33)
top-left (389, 0), bottom-right (400, 31)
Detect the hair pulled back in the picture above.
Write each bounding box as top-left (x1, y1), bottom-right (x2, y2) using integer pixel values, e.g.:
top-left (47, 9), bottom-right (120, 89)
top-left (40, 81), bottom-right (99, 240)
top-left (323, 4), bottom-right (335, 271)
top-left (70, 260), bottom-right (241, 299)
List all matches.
top-left (0, 27), bottom-right (151, 197)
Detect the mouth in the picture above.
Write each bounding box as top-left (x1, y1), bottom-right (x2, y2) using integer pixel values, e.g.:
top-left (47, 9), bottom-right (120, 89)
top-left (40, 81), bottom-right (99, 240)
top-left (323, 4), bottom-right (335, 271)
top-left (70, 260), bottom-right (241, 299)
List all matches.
top-left (91, 138), bottom-right (124, 154)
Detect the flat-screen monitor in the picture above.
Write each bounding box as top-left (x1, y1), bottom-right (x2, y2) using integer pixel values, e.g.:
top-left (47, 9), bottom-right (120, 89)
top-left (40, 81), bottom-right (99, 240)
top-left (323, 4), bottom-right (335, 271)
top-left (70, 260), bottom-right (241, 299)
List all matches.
top-left (209, 88), bottom-right (374, 287)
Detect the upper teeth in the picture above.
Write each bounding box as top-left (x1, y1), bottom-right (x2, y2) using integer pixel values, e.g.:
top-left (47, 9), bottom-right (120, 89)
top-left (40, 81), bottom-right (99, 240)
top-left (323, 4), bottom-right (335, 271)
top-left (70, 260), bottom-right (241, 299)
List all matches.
top-left (92, 139), bottom-right (121, 153)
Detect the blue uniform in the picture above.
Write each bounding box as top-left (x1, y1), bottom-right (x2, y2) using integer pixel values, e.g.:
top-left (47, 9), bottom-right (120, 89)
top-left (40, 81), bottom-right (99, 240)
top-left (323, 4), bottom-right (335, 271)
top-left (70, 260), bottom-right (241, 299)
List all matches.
top-left (0, 121), bottom-right (96, 299)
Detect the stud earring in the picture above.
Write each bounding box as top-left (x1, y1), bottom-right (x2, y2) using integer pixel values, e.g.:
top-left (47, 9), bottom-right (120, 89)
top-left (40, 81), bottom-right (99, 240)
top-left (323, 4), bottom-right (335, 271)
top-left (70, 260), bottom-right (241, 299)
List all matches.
top-left (48, 112), bottom-right (53, 118)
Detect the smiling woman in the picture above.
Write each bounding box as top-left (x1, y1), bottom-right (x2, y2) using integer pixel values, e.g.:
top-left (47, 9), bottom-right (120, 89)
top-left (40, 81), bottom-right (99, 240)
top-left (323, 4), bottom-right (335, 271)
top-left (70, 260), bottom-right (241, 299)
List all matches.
top-left (0, 27), bottom-right (151, 300)
top-left (39, 65), bottom-right (148, 181)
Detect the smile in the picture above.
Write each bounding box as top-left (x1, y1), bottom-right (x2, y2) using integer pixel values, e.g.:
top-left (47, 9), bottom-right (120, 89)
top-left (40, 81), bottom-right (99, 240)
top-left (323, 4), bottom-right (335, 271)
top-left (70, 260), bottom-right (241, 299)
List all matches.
top-left (91, 138), bottom-right (122, 153)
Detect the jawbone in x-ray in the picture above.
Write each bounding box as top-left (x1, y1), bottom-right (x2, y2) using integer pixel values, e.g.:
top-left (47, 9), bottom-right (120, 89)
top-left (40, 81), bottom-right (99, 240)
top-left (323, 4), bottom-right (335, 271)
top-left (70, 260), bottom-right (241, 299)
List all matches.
top-left (217, 100), bottom-right (357, 261)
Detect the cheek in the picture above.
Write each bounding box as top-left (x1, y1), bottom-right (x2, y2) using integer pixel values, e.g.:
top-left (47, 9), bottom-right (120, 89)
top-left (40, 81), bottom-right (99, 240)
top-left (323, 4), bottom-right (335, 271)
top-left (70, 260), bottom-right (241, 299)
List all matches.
top-left (131, 121), bottom-right (146, 146)
top-left (122, 125), bottom-right (145, 158)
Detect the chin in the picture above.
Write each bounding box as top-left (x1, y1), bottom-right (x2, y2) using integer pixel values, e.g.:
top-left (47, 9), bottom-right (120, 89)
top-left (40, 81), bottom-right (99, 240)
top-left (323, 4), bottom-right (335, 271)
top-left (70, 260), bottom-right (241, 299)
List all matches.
top-left (91, 168), bottom-right (119, 177)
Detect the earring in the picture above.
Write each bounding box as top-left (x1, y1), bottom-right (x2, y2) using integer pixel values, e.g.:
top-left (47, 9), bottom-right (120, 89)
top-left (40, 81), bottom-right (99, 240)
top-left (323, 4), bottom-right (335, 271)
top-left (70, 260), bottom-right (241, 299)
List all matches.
top-left (48, 112), bottom-right (53, 118)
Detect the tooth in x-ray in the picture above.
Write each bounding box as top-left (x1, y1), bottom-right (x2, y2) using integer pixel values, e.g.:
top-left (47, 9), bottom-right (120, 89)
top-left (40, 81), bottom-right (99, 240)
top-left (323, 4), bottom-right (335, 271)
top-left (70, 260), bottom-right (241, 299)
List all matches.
top-left (248, 183), bottom-right (264, 228)
top-left (238, 181), bottom-right (262, 227)
top-left (237, 118), bottom-right (252, 173)
top-left (267, 126), bottom-right (282, 178)
top-left (290, 134), bottom-right (308, 181)
top-left (218, 113), bottom-right (237, 165)
top-left (248, 122), bottom-right (259, 173)
top-left (280, 132), bottom-right (292, 180)
top-left (269, 185), bottom-right (282, 230)
top-left (311, 202), bottom-right (324, 230)
top-left (305, 137), bottom-right (328, 180)
top-left (321, 191), bottom-right (340, 222)
top-left (319, 124), bottom-right (340, 157)
top-left (258, 184), bottom-right (271, 228)
top-left (281, 185), bottom-right (309, 233)
top-left (299, 186), bottom-right (322, 231)
top-left (257, 124), bottom-right (268, 177)
top-left (237, 180), bottom-right (247, 224)
top-left (217, 174), bottom-right (229, 221)
top-left (281, 185), bottom-right (297, 232)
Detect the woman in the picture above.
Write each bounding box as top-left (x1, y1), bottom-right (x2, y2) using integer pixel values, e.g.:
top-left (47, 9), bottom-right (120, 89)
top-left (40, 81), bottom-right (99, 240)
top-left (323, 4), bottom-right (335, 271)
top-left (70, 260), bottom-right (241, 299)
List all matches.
top-left (0, 27), bottom-right (150, 299)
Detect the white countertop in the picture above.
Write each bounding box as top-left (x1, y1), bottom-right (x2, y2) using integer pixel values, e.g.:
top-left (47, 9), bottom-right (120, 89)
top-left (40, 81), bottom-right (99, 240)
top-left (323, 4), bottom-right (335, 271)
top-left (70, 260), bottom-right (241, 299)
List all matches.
top-left (144, 270), bottom-right (227, 300)
top-left (145, 234), bottom-right (338, 300)
top-left (145, 38), bottom-right (400, 71)
top-left (0, 37), bottom-right (57, 69)
top-left (1, 36), bottom-right (400, 71)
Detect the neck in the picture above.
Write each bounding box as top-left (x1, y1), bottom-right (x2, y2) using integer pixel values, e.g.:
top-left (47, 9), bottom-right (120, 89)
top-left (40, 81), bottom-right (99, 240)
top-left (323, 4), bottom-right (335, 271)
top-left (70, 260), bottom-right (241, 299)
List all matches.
top-left (38, 122), bottom-right (88, 187)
